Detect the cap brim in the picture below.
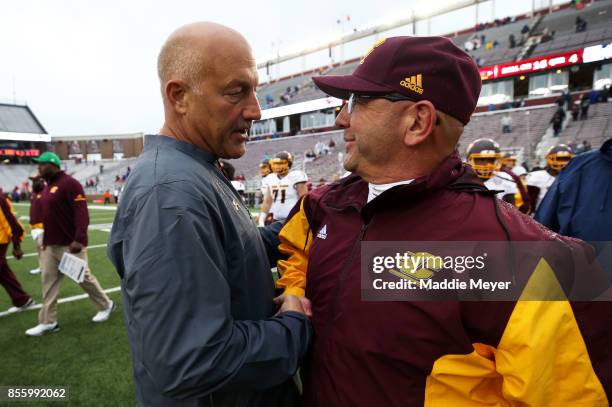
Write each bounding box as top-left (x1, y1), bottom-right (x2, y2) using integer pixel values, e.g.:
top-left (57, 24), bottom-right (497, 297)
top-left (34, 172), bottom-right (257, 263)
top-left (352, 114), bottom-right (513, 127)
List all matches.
top-left (32, 158), bottom-right (59, 167)
top-left (312, 74), bottom-right (393, 100)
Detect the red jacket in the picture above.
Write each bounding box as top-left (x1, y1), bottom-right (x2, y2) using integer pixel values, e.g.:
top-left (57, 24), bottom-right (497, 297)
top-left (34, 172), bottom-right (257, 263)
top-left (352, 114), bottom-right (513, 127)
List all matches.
top-left (29, 192), bottom-right (44, 228)
top-left (277, 153), bottom-right (610, 406)
top-left (41, 171), bottom-right (89, 246)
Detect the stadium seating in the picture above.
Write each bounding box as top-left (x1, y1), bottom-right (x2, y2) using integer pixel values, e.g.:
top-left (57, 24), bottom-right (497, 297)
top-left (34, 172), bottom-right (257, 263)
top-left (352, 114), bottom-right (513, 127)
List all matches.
top-left (554, 101), bottom-right (612, 147)
top-left (530, 1), bottom-right (612, 57)
top-left (230, 131), bottom-right (343, 183)
top-left (257, 70), bottom-right (326, 108)
top-left (0, 158), bottom-right (139, 194)
top-left (0, 164), bottom-right (36, 192)
top-left (460, 105), bottom-right (557, 155)
top-left (231, 104), bottom-right (560, 187)
top-left (74, 158), bottom-right (139, 192)
top-left (450, 17), bottom-right (534, 66)
top-left (256, 0), bottom-right (610, 114)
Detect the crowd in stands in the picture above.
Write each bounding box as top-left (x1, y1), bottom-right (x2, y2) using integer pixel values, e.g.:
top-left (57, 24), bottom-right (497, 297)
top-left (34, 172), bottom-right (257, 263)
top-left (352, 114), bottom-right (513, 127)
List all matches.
top-left (575, 15), bottom-right (588, 32)
top-left (556, 86), bottom-right (610, 128)
top-left (304, 138), bottom-right (336, 162)
top-left (262, 86), bottom-right (304, 108)
top-left (474, 16), bottom-right (514, 32)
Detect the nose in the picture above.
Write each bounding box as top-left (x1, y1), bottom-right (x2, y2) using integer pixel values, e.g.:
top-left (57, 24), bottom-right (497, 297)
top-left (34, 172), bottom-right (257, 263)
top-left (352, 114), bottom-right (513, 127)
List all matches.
top-left (244, 90), bottom-right (262, 121)
top-left (335, 104), bottom-right (350, 129)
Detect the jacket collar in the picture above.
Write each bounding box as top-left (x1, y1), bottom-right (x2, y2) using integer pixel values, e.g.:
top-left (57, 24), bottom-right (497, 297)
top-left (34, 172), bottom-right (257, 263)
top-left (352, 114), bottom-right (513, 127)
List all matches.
top-left (600, 138), bottom-right (612, 163)
top-left (323, 152), bottom-right (490, 212)
top-left (46, 170), bottom-right (65, 183)
top-left (145, 134), bottom-right (219, 166)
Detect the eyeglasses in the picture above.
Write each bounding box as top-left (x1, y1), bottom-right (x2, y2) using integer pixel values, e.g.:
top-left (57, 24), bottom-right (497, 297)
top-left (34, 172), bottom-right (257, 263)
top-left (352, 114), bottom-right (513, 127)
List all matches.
top-left (347, 93), bottom-right (416, 115)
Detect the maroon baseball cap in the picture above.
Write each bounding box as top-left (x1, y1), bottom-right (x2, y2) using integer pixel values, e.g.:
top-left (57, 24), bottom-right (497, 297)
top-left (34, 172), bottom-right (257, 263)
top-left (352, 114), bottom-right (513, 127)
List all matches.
top-left (312, 36), bottom-right (482, 125)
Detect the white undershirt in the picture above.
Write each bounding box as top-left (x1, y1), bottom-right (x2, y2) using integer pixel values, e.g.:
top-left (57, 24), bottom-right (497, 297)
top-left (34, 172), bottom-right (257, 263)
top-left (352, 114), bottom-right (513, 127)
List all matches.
top-left (367, 179), bottom-right (414, 203)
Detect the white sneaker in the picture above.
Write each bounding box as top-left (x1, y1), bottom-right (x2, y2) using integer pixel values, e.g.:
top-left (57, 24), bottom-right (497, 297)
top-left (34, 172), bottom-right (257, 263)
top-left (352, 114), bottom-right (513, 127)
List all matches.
top-left (7, 298), bottom-right (36, 313)
top-left (25, 322), bottom-right (60, 337)
top-left (92, 300), bottom-right (116, 323)
top-left (29, 268), bottom-right (41, 275)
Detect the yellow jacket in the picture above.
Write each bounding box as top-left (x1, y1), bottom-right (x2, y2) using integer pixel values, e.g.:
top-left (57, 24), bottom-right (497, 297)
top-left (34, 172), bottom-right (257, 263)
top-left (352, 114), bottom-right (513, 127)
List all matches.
top-left (0, 197), bottom-right (25, 245)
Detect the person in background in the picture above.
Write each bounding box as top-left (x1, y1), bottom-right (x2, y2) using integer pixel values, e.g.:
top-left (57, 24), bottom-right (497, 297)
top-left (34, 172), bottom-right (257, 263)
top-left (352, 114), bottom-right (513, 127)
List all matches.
top-left (11, 187), bottom-right (20, 203)
top-left (220, 160), bottom-right (247, 204)
top-left (0, 192), bottom-right (35, 312)
top-left (562, 89), bottom-right (572, 110)
top-left (526, 144), bottom-right (574, 211)
top-left (259, 151), bottom-right (308, 226)
top-left (589, 88), bottom-right (600, 106)
top-left (501, 113), bottom-right (512, 133)
top-left (551, 108), bottom-right (564, 136)
top-left (28, 173), bottom-right (45, 275)
top-left (580, 94), bottom-right (590, 120)
top-left (571, 100), bottom-right (580, 121)
top-left (581, 140), bottom-right (592, 153)
top-left (536, 138), bottom-right (611, 241)
top-left (25, 151), bottom-right (115, 337)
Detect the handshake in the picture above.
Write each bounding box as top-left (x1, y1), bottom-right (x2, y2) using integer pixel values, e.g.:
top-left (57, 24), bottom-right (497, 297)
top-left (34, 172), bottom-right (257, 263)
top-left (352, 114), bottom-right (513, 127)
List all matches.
top-left (273, 294), bottom-right (312, 318)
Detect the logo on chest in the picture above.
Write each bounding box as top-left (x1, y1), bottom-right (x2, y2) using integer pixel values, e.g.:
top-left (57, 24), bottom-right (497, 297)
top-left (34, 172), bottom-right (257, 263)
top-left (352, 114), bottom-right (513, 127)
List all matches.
top-left (317, 224), bottom-right (328, 240)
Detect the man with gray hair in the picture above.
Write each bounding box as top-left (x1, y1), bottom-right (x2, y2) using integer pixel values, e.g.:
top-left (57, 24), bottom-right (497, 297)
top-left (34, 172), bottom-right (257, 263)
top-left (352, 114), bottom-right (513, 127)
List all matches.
top-left (108, 22), bottom-right (311, 406)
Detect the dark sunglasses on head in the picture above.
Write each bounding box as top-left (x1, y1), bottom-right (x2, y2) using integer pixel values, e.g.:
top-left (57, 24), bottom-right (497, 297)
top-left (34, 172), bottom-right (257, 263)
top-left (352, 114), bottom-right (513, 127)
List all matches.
top-left (347, 92), bottom-right (416, 115)
top-left (346, 92), bottom-right (441, 125)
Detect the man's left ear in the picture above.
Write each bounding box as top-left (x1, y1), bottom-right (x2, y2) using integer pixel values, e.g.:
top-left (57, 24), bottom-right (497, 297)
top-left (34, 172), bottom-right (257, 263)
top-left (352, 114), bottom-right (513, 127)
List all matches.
top-left (402, 101), bottom-right (437, 147)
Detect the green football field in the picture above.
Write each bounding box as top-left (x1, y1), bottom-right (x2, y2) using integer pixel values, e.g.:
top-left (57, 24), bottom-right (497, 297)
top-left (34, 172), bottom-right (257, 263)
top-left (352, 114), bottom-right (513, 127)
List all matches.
top-left (0, 203), bottom-right (135, 406)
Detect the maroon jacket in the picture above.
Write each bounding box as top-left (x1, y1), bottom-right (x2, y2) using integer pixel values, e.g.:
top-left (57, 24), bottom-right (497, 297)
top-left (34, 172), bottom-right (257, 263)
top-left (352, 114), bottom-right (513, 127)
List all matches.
top-left (29, 192), bottom-right (45, 227)
top-left (41, 171), bottom-right (89, 246)
top-left (277, 153), bottom-right (610, 406)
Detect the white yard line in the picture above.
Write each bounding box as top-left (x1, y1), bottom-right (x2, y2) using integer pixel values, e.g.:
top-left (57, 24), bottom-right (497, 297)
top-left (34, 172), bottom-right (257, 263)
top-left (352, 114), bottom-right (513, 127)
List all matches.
top-left (1, 267), bottom-right (279, 319)
top-left (88, 223), bottom-right (114, 231)
top-left (19, 214), bottom-right (114, 224)
top-left (6, 243), bottom-right (108, 260)
top-left (0, 286), bottom-right (121, 318)
top-left (88, 205), bottom-right (118, 210)
top-left (13, 202), bottom-right (117, 211)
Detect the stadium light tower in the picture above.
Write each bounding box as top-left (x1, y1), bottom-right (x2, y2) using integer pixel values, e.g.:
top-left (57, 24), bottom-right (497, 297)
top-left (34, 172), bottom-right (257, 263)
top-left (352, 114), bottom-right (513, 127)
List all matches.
top-left (256, 0), bottom-right (488, 70)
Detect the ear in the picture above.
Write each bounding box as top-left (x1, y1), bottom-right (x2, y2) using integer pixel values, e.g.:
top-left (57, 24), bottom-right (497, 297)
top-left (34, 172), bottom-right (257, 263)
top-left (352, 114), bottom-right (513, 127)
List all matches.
top-left (401, 100), bottom-right (437, 147)
top-left (164, 80), bottom-right (189, 115)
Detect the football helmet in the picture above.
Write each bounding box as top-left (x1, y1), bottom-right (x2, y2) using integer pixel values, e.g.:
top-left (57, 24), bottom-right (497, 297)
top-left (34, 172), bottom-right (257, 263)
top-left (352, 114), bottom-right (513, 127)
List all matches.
top-left (546, 144), bottom-right (574, 172)
top-left (466, 138), bottom-right (502, 179)
top-left (259, 159), bottom-right (272, 177)
top-left (501, 153), bottom-right (517, 170)
top-left (269, 151), bottom-right (294, 177)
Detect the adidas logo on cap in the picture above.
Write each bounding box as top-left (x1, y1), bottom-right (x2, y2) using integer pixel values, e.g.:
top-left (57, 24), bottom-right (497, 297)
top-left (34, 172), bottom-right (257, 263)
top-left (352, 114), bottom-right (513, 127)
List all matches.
top-left (400, 74), bottom-right (423, 94)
